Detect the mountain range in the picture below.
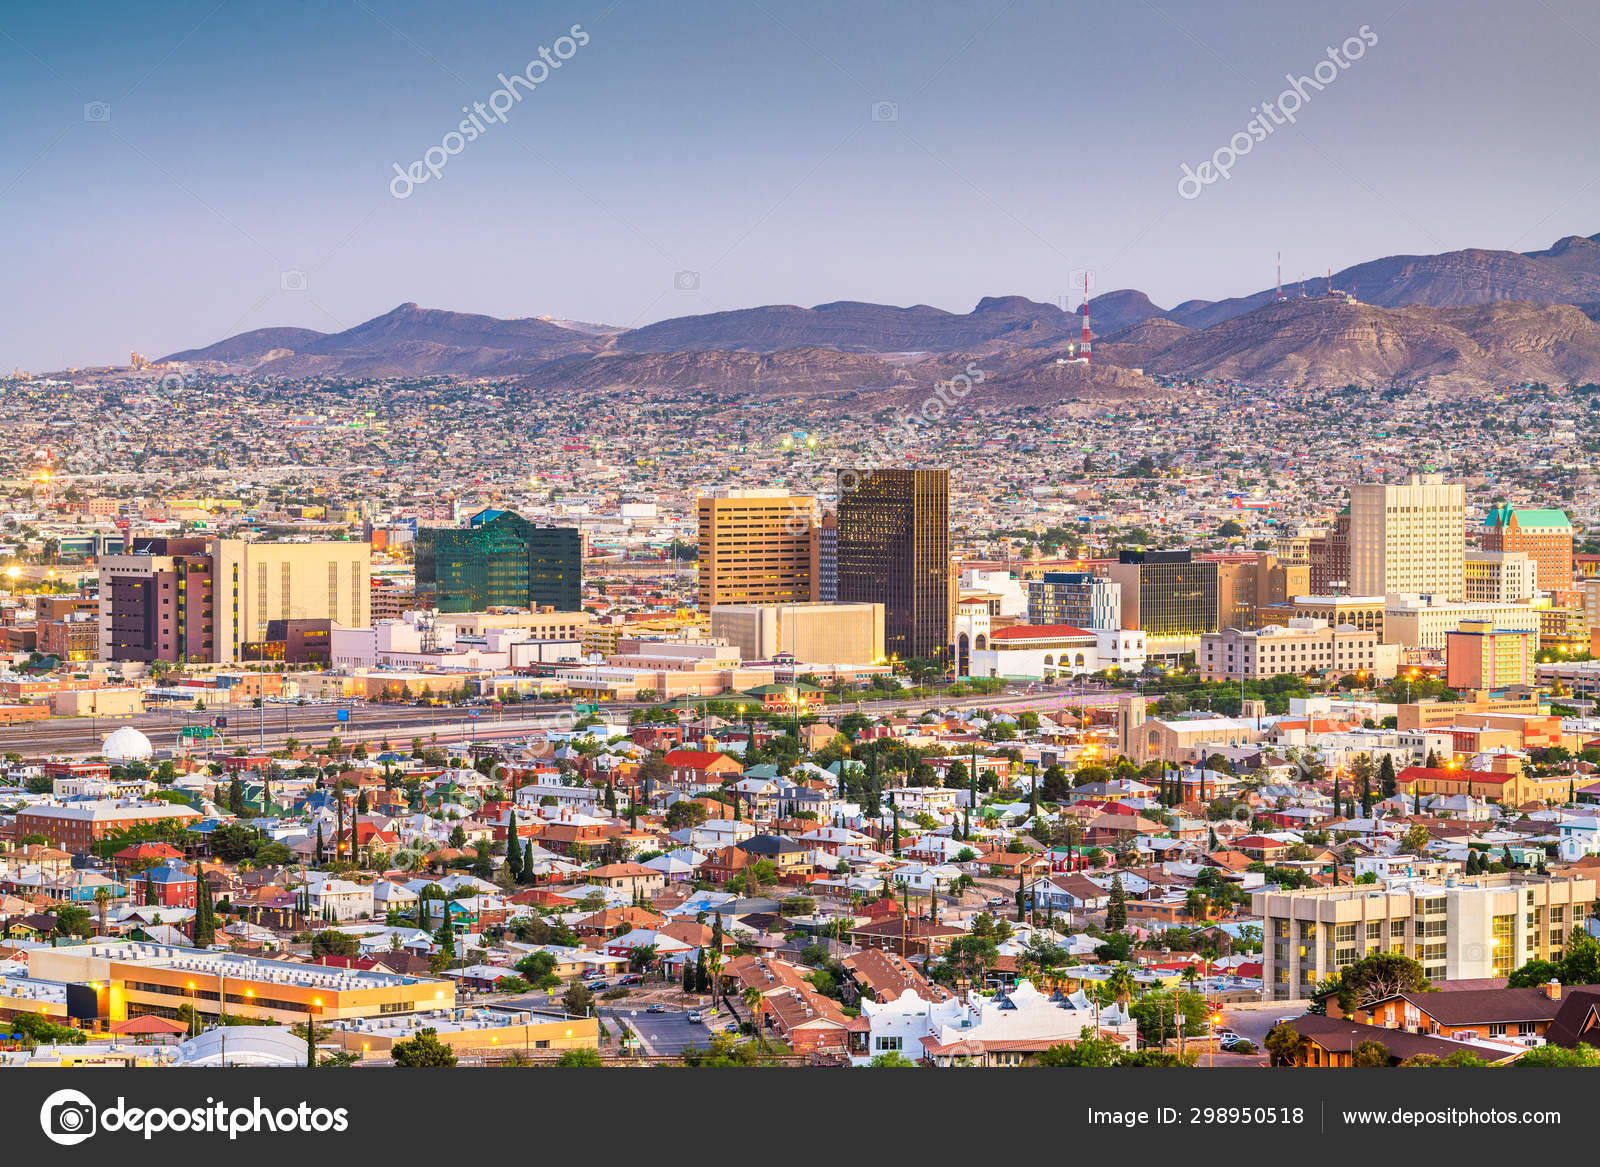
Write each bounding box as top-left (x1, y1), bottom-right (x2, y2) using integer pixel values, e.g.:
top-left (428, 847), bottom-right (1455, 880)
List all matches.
top-left (158, 231), bottom-right (1600, 399)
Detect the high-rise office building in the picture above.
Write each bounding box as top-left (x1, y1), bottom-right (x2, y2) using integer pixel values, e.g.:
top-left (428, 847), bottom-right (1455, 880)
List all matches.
top-left (696, 490), bottom-right (817, 610)
top-left (415, 510), bottom-right (582, 614)
top-left (1026, 572), bottom-right (1121, 629)
top-left (1107, 550), bottom-right (1219, 639)
top-left (98, 537), bottom-right (370, 663)
top-left (1481, 505), bottom-right (1573, 594)
top-left (835, 469), bottom-right (949, 662)
top-left (812, 510), bottom-right (838, 603)
top-left (1308, 510), bottom-right (1351, 594)
top-left (1348, 474), bottom-right (1465, 601)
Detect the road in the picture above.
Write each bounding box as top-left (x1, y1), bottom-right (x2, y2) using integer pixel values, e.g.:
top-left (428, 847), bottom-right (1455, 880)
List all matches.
top-left (0, 683), bottom-right (1137, 761)
top-left (600, 1004), bottom-right (732, 1056)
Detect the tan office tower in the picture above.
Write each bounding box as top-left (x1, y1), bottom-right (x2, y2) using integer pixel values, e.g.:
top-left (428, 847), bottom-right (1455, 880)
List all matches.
top-left (696, 489), bottom-right (818, 610)
top-left (1348, 474), bottom-right (1465, 601)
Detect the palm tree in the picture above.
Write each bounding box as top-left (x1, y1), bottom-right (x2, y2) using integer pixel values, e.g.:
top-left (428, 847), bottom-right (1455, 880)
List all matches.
top-left (1104, 964), bottom-right (1136, 1010)
top-left (93, 886), bottom-right (110, 936)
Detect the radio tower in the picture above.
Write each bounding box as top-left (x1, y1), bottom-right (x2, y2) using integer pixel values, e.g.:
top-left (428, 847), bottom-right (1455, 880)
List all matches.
top-left (1079, 272), bottom-right (1092, 364)
top-left (1276, 252), bottom-right (1284, 301)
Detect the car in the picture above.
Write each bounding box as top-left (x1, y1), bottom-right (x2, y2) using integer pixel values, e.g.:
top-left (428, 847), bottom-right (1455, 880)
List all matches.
top-left (616, 973), bottom-right (643, 985)
top-left (1219, 1033), bottom-right (1242, 1050)
top-left (587, 980), bottom-right (608, 991)
top-left (686, 1010), bottom-right (703, 1023)
top-left (646, 1004), bottom-right (665, 1014)
top-left (986, 896), bottom-right (1008, 908)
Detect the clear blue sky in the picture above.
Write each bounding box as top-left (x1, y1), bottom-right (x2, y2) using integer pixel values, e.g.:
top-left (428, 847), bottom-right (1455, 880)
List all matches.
top-left (3, 0), bottom-right (1597, 370)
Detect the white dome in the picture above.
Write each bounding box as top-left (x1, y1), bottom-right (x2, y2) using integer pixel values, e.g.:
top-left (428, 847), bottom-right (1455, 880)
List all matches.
top-left (103, 725), bottom-right (154, 763)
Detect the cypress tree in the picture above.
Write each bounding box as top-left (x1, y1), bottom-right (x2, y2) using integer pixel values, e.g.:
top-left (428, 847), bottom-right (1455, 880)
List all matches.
top-left (506, 809), bottom-right (522, 881)
top-left (314, 822), bottom-right (325, 864)
top-left (145, 874), bottom-right (158, 906)
top-left (1378, 755), bottom-right (1397, 799)
top-left (193, 872), bottom-right (215, 946)
top-left (1107, 872), bottom-right (1127, 930)
top-left (694, 948), bottom-right (709, 993)
top-left (683, 958), bottom-right (694, 993)
top-left (522, 840), bottom-right (535, 883)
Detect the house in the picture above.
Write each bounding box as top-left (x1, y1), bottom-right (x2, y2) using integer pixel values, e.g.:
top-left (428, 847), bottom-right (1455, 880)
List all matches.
top-left (1348, 985), bottom-right (1562, 1045)
top-left (306, 878), bottom-right (374, 922)
top-left (584, 863), bottom-right (666, 896)
top-left (1025, 873), bottom-right (1109, 913)
top-left (663, 749), bottom-right (743, 787)
top-left (139, 863), bottom-right (198, 909)
top-left (847, 917), bottom-right (963, 959)
top-left (756, 984), bottom-right (850, 1055)
top-left (737, 835), bottom-right (812, 874)
top-left (976, 850), bottom-right (1051, 880)
top-left (840, 948), bottom-right (951, 1005)
top-left (851, 980), bottom-right (1137, 1067)
top-left (1280, 1013), bottom-right (1524, 1066)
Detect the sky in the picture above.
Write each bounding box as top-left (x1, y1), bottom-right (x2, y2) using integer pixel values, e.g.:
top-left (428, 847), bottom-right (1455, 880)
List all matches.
top-left (3, 0), bottom-right (1599, 371)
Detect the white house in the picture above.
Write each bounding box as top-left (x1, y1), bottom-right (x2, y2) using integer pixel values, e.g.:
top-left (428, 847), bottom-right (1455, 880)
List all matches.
top-left (853, 979), bottom-right (1137, 1067)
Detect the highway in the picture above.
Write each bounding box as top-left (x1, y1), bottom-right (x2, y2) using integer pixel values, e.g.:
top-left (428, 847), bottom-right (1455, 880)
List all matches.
top-left (0, 684), bottom-right (1133, 761)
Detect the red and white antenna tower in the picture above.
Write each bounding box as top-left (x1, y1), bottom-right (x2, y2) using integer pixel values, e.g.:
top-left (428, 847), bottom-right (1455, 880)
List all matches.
top-left (1276, 252), bottom-right (1284, 300)
top-left (1079, 272), bottom-right (1092, 364)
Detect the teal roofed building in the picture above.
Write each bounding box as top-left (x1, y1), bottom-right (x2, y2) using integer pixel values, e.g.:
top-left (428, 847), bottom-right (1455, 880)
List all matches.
top-left (1480, 504), bottom-right (1573, 593)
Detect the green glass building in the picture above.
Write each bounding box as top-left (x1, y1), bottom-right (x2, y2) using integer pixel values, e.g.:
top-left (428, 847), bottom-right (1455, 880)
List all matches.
top-left (415, 510), bottom-right (582, 613)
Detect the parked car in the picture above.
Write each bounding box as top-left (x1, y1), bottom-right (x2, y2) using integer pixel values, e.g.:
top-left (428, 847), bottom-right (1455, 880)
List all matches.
top-left (646, 1004), bottom-right (665, 1014)
top-left (616, 973), bottom-right (643, 985)
top-left (587, 980), bottom-right (608, 991)
top-left (686, 1010), bottom-right (703, 1024)
top-left (986, 896), bottom-right (1008, 908)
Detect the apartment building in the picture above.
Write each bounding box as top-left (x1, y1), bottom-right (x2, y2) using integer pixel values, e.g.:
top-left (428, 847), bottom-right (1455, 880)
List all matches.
top-left (1026, 571), bottom-right (1121, 629)
top-left (1198, 617), bottom-right (1389, 681)
top-left (696, 489), bottom-right (818, 610)
top-left (98, 536), bottom-right (370, 664)
top-left (1445, 619), bottom-right (1535, 690)
top-left (1348, 474), bottom-right (1466, 601)
top-left (1254, 875), bottom-right (1596, 1001)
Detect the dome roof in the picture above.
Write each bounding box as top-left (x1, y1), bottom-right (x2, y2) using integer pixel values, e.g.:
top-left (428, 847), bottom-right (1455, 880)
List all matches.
top-left (103, 725), bottom-right (155, 763)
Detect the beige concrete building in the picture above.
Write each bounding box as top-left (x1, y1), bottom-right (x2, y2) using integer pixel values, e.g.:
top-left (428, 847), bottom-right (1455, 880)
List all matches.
top-left (434, 608), bottom-right (592, 641)
top-left (1348, 474), bottom-right (1466, 601)
top-left (1464, 550), bottom-right (1537, 604)
top-left (1383, 594), bottom-right (1541, 650)
top-left (1198, 617), bottom-right (1395, 681)
top-left (709, 601), bottom-right (885, 664)
top-left (1256, 594), bottom-right (1386, 637)
top-left (696, 489), bottom-right (818, 610)
top-left (1254, 875), bottom-right (1596, 1001)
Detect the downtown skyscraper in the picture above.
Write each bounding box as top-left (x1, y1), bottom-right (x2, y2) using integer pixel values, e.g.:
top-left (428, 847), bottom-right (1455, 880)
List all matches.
top-left (835, 468), bottom-right (949, 663)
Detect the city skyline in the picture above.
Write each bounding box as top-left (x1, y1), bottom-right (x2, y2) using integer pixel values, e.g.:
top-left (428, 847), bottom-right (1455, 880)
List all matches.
top-left (4, 0), bottom-right (1599, 370)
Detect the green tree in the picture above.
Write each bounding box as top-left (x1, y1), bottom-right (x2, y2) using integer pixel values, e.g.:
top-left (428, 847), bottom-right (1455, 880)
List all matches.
top-left (192, 873), bottom-right (216, 946)
top-left (1352, 1039), bottom-right (1390, 1067)
top-left (1105, 872), bottom-right (1127, 931)
top-left (869, 1050), bottom-right (915, 1067)
top-left (391, 1027), bottom-right (459, 1066)
top-left (1264, 1022), bottom-right (1301, 1066)
top-left (556, 1048), bottom-right (604, 1066)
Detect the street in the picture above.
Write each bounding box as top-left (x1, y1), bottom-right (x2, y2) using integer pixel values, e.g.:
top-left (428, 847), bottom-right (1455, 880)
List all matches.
top-left (600, 1003), bottom-right (734, 1056)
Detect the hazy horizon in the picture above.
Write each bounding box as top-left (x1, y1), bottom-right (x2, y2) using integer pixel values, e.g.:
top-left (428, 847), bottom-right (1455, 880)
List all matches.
top-left (4, 0), bottom-right (1598, 370)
